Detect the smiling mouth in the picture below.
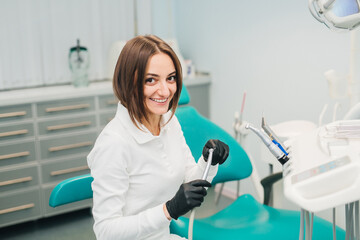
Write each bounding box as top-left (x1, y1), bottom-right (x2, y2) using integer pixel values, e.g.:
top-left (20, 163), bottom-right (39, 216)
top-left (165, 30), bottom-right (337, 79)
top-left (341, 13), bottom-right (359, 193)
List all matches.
top-left (150, 98), bottom-right (168, 103)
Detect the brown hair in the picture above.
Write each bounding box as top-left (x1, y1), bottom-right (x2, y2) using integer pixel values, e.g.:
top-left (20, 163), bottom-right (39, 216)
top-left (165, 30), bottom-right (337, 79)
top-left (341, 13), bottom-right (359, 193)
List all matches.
top-left (113, 35), bottom-right (182, 128)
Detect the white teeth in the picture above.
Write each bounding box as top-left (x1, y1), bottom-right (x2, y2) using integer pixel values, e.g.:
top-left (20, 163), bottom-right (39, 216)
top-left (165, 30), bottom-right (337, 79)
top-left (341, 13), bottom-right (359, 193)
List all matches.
top-left (151, 98), bottom-right (167, 103)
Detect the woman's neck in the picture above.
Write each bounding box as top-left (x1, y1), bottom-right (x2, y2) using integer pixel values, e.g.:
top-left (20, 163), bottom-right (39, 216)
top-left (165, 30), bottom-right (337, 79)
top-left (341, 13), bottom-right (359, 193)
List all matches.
top-left (143, 115), bottom-right (161, 136)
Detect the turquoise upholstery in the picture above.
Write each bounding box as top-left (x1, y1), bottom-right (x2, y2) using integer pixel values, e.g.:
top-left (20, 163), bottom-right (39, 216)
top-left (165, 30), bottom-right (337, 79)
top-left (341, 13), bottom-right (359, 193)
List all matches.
top-left (170, 194), bottom-right (345, 240)
top-left (178, 84), bottom-right (190, 105)
top-left (49, 174), bottom-right (93, 207)
top-left (171, 106), bottom-right (346, 240)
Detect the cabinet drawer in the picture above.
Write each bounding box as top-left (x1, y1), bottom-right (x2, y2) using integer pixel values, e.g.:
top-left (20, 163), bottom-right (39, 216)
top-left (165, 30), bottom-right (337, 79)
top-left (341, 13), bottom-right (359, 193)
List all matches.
top-left (43, 185), bottom-right (92, 217)
top-left (100, 112), bottom-right (115, 127)
top-left (41, 156), bottom-right (89, 184)
top-left (0, 141), bottom-right (36, 167)
top-left (39, 132), bottom-right (97, 161)
top-left (98, 94), bottom-right (118, 110)
top-left (0, 188), bottom-right (41, 228)
top-left (0, 104), bottom-right (32, 124)
top-left (0, 165), bottom-right (39, 193)
top-left (36, 97), bottom-right (95, 117)
top-left (38, 115), bottom-right (96, 136)
top-left (0, 123), bottom-right (34, 142)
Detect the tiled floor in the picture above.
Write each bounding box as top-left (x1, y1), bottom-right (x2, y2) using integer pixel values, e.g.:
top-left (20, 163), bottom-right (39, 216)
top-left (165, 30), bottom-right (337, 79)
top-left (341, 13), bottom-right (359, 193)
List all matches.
top-left (0, 187), bottom-right (234, 240)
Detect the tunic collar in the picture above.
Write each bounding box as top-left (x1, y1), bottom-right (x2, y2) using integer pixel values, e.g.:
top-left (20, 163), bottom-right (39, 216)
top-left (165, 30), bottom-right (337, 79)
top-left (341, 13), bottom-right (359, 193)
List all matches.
top-left (115, 103), bottom-right (171, 144)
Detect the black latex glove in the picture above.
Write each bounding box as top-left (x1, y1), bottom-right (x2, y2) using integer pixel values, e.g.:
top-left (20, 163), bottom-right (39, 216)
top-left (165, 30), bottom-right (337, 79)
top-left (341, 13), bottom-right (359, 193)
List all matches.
top-left (202, 139), bottom-right (230, 165)
top-left (166, 179), bottom-right (211, 220)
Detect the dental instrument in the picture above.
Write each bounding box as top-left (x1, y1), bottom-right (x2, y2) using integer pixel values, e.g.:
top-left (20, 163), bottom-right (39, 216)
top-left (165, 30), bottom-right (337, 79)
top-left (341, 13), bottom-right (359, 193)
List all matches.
top-left (262, 117), bottom-right (282, 147)
top-left (262, 117), bottom-right (289, 156)
top-left (245, 123), bottom-right (289, 165)
top-left (188, 148), bottom-right (214, 240)
top-left (231, 92), bottom-right (247, 199)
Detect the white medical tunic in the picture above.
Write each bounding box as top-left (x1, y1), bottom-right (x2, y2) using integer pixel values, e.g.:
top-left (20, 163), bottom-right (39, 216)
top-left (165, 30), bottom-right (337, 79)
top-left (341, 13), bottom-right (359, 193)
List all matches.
top-left (87, 103), bottom-right (218, 240)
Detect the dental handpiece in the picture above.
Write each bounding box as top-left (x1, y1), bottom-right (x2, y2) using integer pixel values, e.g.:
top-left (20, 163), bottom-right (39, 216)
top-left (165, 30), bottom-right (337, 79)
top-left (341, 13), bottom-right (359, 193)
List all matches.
top-left (245, 123), bottom-right (289, 165)
top-left (261, 117), bottom-right (288, 156)
top-left (188, 148), bottom-right (214, 240)
top-left (202, 148), bottom-right (214, 180)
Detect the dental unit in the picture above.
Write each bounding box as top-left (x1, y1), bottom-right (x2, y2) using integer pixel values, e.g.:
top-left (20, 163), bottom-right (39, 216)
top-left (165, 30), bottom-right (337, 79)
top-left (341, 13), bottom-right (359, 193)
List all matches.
top-left (248, 116), bottom-right (360, 239)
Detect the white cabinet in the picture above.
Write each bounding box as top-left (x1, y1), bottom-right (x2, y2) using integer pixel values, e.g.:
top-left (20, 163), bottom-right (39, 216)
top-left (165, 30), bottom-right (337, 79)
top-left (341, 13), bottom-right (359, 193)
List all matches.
top-left (0, 82), bottom-right (117, 228)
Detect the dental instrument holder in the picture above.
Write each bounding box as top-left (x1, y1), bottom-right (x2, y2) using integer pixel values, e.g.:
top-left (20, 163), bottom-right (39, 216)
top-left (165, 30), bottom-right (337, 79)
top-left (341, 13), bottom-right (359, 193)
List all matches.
top-left (69, 39), bottom-right (90, 87)
top-left (188, 148), bottom-right (214, 240)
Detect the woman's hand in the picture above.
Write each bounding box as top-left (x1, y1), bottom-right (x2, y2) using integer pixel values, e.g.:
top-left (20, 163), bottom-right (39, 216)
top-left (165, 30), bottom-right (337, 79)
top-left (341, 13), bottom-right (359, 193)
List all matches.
top-left (165, 179), bottom-right (211, 220)
top-left (202, 139), bottom-right (229, 165)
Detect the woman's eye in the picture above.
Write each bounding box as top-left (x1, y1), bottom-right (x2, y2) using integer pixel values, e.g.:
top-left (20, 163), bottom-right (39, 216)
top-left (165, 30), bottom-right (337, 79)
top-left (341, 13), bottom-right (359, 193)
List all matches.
top-left (145, 78), bottom-right (155, 84)
top-left (168, 76), bottom-right (176, 82)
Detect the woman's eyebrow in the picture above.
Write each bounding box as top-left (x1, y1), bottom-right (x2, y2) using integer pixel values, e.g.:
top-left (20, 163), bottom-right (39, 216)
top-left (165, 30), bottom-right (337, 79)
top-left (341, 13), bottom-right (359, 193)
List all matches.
top-left (146, 71), bottom-right (176, 77)
top-left (146, 73), bottom-right (159, 77)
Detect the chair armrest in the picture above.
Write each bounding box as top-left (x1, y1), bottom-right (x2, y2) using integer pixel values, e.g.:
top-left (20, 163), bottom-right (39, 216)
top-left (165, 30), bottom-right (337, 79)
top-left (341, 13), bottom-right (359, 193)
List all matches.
top-left (260, 172), bottom-right (283, 206)
top-left (49, 174), bottom-right (93, 207)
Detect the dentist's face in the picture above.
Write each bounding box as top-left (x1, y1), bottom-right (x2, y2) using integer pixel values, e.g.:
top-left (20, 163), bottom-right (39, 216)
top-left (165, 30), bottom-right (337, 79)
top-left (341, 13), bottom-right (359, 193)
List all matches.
top-left (143, 52), bottom-right (177, 119)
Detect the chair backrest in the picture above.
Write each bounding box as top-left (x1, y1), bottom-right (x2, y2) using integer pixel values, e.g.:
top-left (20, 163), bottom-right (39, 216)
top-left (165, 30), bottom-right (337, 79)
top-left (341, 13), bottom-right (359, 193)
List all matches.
top-left (175, 106), bottom-right (252, 185)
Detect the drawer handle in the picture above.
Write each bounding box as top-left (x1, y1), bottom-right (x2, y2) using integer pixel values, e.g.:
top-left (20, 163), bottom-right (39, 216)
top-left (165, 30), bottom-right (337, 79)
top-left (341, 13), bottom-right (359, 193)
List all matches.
top-left (45, 104), bottom-right (90, 113)
top-left (0, 129), bottom-right (29, 138)
top-left (0, 111), bottom-right (27, 119)
top-left (0, 176), bottom-right (33, 187)
top-left (0, 151), bottom-right (30, 161)
top-left (0, 203), bottom-right (35, 215)
top-left (107, 100), bottom-right (118, 105)
top-left (48, 141), bottom-right (93, 152)
top-left (50, 165), bottom-right (89, 176)
top-left (47, 121), bottom-right (92, 131)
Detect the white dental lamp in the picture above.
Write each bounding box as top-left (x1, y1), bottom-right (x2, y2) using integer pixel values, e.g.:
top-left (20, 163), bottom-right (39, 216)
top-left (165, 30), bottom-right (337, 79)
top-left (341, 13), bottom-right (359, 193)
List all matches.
top-left (309, 0), bottom-right (360, 118)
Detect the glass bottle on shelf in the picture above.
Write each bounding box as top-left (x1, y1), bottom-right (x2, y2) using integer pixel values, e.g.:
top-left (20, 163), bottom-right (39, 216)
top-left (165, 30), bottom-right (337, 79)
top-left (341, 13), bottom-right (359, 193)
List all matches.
top-left (69, 39), bottom-right (90, 87)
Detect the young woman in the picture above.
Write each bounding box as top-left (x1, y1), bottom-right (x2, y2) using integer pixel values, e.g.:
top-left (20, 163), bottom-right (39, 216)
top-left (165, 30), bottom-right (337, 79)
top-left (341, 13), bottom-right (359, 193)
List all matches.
top-left (87, 35), bottom-right (229, 240)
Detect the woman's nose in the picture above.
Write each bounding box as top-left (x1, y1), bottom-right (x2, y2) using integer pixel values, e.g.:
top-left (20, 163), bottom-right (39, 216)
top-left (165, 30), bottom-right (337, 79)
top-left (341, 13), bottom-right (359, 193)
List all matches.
top-left (158, 80), bottom-right (170, 96)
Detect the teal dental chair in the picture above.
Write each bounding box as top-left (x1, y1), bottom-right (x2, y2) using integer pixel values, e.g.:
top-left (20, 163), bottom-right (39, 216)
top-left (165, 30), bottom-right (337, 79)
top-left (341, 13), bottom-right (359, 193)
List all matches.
top-left (49, 85), bottom-right (345, 239)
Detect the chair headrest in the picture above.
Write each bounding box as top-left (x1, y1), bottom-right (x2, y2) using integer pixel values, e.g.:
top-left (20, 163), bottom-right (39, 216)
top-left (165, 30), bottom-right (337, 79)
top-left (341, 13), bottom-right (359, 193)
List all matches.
top-left (178, 84), bottom-right (190, 105)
